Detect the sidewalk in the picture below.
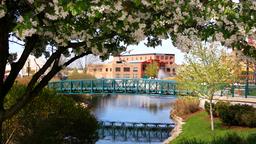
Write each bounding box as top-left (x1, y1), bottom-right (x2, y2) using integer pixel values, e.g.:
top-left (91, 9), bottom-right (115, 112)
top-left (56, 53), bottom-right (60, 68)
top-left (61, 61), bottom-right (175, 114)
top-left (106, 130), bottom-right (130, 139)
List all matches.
top-left (213, 96), bottom-right (256, 107)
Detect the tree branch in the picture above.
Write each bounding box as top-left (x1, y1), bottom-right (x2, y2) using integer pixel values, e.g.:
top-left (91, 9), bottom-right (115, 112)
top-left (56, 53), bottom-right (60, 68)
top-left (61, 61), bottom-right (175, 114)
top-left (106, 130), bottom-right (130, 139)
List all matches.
top-left (3, 51), bottom-right (91, 120)
top-left (8, 40), bottom-right (25, 46)
top-left (26, 48), bottom-right (65, 91)
top-left (3, 35), bottom-right (39, 96)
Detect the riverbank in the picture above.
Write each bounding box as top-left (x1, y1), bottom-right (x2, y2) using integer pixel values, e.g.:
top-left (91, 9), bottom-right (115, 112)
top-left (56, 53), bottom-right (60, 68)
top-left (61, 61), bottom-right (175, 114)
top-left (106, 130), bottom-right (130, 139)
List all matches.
top-left (169, 111), bottom-right (256, 144)
top-left (163, 113), bottom-right (184, 144)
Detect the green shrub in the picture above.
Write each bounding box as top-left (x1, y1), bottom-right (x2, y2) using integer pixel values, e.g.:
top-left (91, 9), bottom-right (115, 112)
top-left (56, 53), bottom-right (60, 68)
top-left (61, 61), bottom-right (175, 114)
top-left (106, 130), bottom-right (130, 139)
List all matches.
top-left (218, 104), bottom-right (256, 127)
top-left (179, 138), bottom-right (205, 144)
top-left (4, 85), bottom-right (98, 144)
top-left (178, 133), bottom-right (256, 144)
top-left (204, 101), bottom-right (217, 117)
top-left (246, 133), bottom-right (256, 144)
top-left (204, 101), bottom-right (256, 127)
top-left (212, 133), bottom-right (245, 144)
top-left (172, 96), bottom-right (200, 116)
top-left (204, 101), bottom-right (229, 117)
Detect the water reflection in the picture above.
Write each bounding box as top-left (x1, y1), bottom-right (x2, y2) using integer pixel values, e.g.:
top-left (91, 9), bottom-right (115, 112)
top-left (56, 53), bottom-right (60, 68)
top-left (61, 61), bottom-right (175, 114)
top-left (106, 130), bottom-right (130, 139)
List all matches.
top-left (90, 95), bottom-right (175, 144)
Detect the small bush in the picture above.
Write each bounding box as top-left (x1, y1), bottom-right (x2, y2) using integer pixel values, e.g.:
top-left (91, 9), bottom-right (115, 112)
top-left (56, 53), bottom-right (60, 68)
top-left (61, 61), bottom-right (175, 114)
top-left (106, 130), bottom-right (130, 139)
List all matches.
top-left (178, 133), bottom-right (256, 144)
top-left (204, 101), bottom-right (229, 117)
top-left (179, 138), bottom-right (205, 144)
top-left (4, 85), bottom-right (98, 144)
top-left (246, 133), bottom-right (256, 144)
top-left (218, 104), bottom-right (256, 127)
top-left (212, 133), bottom-right (245, 144)
top-left (172, 96), bottom-right (200, 117)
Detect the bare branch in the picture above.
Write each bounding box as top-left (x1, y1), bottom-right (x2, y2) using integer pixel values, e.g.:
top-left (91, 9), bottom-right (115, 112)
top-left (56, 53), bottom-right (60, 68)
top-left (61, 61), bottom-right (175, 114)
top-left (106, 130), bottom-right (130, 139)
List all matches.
top-left (8, 40), bottom-right (24, 46)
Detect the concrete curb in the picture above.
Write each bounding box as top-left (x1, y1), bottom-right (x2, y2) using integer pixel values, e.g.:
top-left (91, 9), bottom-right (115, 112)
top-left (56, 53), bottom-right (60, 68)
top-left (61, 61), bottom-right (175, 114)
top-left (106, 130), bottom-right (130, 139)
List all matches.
top-left (163, 113), bottom-right (185, 144)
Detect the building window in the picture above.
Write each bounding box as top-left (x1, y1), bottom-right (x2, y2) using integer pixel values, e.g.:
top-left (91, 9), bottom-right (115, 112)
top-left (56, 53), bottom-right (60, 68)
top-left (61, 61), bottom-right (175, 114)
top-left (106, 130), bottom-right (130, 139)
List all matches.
top-left (93, 68), bottom-right (97, 72)
top-left (106, 68), bottom-right (108, 72)
top-left (124, 67), bottom-right (130, 72)
top-left (161, 56), bottom-right (164, 60)
top-left (133, 67), bottom-right (138, 72)
top-left (170, 62), bottom-right (173, 64)
top-left (166, 68), bottom-right (171, 72)
top-left (115, 67), bottom-right (121, 72)
top-left (165, 56), bottom-right (168, 60)
top-left (140, 57), bottom-right (142, 60)
top-left (156, 56), bottom-right (159, 59)
top-left (110, 68), bottom-right (112, 72)
top-left (99, 68), bottom-right (102, 72)
top-left (170, 56), bottom-right (173, 60)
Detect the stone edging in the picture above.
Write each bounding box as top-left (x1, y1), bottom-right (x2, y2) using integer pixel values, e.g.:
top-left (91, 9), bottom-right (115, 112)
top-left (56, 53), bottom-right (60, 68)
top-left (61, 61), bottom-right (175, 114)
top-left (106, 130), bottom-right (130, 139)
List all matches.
top-left (163, 113), bottom-right (185, 144)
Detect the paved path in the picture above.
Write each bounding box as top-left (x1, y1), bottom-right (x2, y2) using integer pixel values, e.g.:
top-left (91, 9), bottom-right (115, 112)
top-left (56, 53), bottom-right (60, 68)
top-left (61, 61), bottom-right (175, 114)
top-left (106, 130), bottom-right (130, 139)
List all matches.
top-left (213, 96), bottom-right (256, 107)
top-left (214, 96), bottom-right (256, 103)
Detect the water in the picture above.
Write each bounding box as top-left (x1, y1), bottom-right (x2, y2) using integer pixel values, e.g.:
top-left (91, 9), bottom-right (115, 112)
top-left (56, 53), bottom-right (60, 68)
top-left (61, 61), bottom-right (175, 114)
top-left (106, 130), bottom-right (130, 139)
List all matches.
top-left (91, 94), bottom-right (176, 144)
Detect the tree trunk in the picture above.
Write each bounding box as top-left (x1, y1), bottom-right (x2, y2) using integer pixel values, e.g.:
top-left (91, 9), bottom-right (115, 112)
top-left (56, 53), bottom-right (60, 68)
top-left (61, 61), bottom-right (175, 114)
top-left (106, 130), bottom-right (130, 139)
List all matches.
top-left (209, 98), bottom-right (214, 131)
top-left (0, 112), bottom-right (4, 144)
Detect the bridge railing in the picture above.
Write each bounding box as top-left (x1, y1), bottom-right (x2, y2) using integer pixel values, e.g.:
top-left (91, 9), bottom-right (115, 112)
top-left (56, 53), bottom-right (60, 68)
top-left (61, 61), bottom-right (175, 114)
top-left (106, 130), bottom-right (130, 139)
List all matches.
top-left (97, 121), bottom-right (175, 142)
top-left (48, 79), bottom-right (191, 96)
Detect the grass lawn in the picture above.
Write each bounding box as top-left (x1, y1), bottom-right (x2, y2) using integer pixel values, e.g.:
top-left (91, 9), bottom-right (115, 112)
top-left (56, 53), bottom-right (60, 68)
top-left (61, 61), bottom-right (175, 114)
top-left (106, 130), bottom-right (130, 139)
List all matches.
top-left (171, 111), bottom-right (256, 144)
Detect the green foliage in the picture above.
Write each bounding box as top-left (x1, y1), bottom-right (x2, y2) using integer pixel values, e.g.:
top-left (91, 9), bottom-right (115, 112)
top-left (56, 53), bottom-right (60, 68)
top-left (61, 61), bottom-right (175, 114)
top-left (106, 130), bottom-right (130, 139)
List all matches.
top-left (68, 70), bottom-right (95, 80)
top-left (144, 61), bottom-right (159, 78)
top-left (3, 85), bottom-right (98, 144)
top-left (172, 96), bottom-right (200, 117)
top-left (179, 133), bottom-right (256, 144)
top-left (204, 101), bottom-right (230, 117)
top-left (179, 139), bottom-right (206, 144)
top-left (177, 43), bottom-right (235, 98)
top-left (218, 104), bottom-right (256, 127)
top-left (171, 111), bottom-right (256, 144)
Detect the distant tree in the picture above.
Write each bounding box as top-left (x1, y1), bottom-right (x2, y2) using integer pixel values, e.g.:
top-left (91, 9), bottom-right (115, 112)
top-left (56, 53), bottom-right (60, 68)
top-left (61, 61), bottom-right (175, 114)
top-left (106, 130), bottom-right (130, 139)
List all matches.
top-left (177, 42), bottom-right (236, 131)
top-left (144, 61), bottom-right (159, 78)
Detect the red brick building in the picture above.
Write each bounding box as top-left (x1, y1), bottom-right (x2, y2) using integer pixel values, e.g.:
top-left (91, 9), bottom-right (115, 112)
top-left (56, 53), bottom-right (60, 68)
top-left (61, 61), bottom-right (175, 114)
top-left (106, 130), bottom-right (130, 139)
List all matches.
top-left (86, 53), bottom-right (177, 79)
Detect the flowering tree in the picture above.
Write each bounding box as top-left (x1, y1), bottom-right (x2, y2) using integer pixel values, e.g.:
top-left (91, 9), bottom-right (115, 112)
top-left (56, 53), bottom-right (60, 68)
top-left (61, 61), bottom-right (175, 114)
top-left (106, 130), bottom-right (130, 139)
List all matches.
top-left (177, 42), bottom-right (236, 131)
top-left (0, 0), bottom-right (255, 142)
top-left (0, 0), bottom-right (186, 142)
top-left (144, 61), bottom-right (159, 78)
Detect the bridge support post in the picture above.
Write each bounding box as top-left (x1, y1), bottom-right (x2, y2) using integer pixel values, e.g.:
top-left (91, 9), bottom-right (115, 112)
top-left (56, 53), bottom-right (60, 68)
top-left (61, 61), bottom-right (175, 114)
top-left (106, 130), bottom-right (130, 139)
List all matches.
top-left (70, 81), bottom-right (72, 94)
top-left (90, 80), bottom-right (93, 93)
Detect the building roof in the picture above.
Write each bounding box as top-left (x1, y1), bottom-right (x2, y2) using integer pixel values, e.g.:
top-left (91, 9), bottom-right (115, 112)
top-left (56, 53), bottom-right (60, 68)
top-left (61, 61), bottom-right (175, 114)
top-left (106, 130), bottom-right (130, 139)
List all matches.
top-left (120, 53), bottom-right (175, 56)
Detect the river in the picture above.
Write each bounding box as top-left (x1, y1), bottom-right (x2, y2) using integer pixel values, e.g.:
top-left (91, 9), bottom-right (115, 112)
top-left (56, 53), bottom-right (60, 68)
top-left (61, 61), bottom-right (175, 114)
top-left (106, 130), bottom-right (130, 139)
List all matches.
top-left (90, 94), bottom-right (176, 144)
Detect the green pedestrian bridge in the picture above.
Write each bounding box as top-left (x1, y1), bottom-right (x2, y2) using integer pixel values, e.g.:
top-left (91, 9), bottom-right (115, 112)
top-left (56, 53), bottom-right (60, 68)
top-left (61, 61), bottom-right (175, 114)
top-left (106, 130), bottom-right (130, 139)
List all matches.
top-left (48, 78), bottom-right (190, 96)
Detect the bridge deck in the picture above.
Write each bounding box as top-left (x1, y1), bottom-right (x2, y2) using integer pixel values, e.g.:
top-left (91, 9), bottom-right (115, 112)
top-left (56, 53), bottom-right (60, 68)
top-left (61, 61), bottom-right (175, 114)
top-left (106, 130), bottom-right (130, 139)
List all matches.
top-left (48, 79), bottom-right (191, 96)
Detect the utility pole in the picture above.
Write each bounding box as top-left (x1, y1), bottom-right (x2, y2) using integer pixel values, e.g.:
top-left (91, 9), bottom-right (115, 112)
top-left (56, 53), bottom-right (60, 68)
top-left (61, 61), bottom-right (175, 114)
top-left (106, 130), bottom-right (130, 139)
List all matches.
top-left (245, 60), bottom-right (249, 98)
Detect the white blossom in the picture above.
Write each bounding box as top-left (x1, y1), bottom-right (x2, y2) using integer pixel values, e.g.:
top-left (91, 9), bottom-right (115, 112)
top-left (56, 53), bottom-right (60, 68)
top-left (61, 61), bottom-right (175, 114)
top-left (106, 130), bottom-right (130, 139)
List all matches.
top-left (27, 0), bottom-right (34, 4)
top-left (0, 8), bottom-right (5, 18)
top-left (141, 0), bottom-right (150, 7)
top-left (36, 4), bottom-right (46, 12)
top-left (22, 28), bottom-right (37, 37)
top-left (114, 1), bottom-right (123, 11)
top-left (30, 18), bottom-right (38, 26)
top-left (17, 16), bottom-right (24, 23)
top-left (132, 28), bottom-right (145, 42)
top-left (45, 13), bottom-right (58, 20)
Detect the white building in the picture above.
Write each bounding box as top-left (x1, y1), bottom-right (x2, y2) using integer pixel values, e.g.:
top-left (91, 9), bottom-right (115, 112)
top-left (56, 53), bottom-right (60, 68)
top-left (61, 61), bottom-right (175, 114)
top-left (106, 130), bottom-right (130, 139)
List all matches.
top-left (5, 55), bottom-right (46, 77)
